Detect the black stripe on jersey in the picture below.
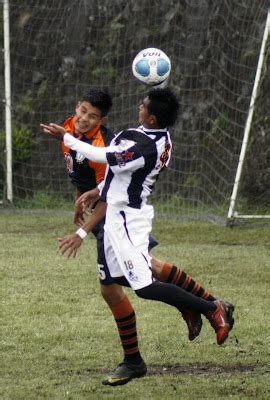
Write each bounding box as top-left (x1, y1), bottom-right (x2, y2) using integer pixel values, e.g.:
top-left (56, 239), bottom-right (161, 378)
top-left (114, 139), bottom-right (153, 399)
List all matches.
top-left (100, 168), bottom-right (114, 203)
top-left (126, 132), bottom-right (158, 209)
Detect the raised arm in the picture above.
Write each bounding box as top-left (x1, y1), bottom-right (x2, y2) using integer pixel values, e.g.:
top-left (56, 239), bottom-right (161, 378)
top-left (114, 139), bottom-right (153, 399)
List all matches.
top-left (40, 123), bottom-right (108, 163)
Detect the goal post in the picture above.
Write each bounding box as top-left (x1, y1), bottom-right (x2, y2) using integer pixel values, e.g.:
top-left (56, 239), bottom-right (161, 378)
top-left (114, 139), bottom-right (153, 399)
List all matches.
top-left (227, 8), bottom-right (270, 225)
top-left (2, 0), bottom-right (12, 204)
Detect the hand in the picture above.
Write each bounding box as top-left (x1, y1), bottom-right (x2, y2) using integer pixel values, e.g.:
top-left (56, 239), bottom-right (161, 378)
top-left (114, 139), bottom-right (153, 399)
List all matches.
top-left (75, 188), bottom-right (100, 212)
top-left (73, 206), bottom-right (85, 227)
top-left (58, 233), bottom-right (83, 259)
top-left (40, 123), bottom-right (66, 140)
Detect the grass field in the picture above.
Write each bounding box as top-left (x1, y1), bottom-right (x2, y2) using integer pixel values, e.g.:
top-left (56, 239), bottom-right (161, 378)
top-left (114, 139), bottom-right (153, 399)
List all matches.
top-left (1, 211), bottom-right (270, 399)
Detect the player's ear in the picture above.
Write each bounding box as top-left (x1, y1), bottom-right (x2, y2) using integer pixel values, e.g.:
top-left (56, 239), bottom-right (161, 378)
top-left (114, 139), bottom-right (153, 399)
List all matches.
top-left (149, 114), bottom-right (158, 127)
top-left (75, 102), bottom-right (81, 112)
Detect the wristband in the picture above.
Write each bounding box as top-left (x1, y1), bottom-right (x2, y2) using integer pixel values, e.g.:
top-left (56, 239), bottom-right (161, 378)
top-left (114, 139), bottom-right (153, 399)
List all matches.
top-left (76, 227), bottom-right (88, 240)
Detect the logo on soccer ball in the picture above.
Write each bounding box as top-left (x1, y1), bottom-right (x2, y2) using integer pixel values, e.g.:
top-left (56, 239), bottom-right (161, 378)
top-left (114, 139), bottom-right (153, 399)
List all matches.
top-left (132, 47), bottom-right (171, 86)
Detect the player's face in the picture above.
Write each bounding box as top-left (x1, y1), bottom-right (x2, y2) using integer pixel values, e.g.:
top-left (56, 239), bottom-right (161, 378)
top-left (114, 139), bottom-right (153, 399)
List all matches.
top-left (74, 101), bottom-right (104, 134)
top-left (138, 97), bottom-right (157, 128)
top-left (138, 97), bottom-right (150, 124)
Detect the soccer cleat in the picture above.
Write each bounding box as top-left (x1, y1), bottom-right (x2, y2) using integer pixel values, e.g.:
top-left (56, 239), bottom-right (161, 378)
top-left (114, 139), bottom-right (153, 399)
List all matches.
top-left (102, 360), bottom-right (147, 386)
top-left (206, 300), bottom-right (231, 345)
top-left (182, 309), bottom-right (203, 341)
top-left (223, 300), bottom-right (235, 331)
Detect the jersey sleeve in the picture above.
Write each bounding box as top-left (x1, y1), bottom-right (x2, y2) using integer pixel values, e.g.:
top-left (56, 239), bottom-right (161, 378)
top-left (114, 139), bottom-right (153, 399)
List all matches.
top-left (63, 133), bottom-right (107, 163)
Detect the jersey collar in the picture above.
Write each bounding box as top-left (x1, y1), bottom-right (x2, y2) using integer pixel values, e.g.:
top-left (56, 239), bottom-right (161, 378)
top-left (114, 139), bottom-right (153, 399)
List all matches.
top-left (139, 124), bottom-right (168, 133)
top-left (82, 123), bottom-right (101, 140)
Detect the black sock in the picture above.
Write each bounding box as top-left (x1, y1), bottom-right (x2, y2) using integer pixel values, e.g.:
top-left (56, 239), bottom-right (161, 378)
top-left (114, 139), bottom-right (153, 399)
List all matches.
top-left (136, 281), bottom-right (216, 314)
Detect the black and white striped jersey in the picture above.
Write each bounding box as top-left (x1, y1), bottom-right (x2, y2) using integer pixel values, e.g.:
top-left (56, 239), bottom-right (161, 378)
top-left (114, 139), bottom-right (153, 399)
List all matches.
top-left (101, 125), bottom-right (172, 209)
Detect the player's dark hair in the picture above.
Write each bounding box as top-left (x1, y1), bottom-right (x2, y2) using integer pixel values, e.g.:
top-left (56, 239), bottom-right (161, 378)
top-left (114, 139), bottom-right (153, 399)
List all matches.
top-left (81, 88), bottom-right (112, 117)
top-left (147, 87), bottom-right (179, 128)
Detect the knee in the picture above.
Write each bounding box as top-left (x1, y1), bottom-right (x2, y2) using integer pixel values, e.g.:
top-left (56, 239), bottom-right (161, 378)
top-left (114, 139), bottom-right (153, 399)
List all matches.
top-left (150, 255), bottom-right (163, 280)
top-left (135, 287), bottom-right (148, 299)
top-left (100, 283), bottom-right (125, 306)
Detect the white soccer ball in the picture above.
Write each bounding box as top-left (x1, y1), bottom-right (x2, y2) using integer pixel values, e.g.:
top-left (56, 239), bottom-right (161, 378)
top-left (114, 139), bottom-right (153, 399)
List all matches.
top-left (132, 48), bottom-right (171, 86)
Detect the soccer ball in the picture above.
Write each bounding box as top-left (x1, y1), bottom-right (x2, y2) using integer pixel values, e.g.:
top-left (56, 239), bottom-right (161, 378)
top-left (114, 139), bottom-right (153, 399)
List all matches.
top-left (132, 48), bottom-right (171, 86)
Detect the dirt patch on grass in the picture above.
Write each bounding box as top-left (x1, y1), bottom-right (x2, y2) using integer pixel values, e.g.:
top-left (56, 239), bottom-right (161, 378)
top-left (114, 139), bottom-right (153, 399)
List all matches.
top-left (69, 363), bottom-right (269, 378)
top-left (148, 363), bottom-right (268, 376)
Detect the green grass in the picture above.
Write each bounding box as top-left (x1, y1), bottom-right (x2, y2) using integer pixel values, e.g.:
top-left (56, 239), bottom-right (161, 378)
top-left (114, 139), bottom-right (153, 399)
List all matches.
top-left (1, 212), bottom-right (270, 399)
top-left (13, 192), bottom-right (73, 210)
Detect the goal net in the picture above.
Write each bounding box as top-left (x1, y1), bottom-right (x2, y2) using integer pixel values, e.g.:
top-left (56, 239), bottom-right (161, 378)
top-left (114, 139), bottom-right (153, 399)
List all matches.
top-left (1, 0), bottom-right (269, 222)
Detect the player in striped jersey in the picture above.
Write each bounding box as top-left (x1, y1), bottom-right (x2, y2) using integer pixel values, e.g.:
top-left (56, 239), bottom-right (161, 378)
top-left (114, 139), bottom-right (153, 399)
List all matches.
top-left (41, 88), bottom-right (234, 386)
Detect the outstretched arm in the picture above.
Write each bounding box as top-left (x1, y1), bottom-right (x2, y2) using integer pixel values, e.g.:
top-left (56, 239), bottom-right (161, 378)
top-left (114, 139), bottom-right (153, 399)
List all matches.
top-left (40, 123), bottom-right (109, 163)
top-left (58, 200), bottom-right (107, 259)
top-left (40, 123), bottom-right (66, 140)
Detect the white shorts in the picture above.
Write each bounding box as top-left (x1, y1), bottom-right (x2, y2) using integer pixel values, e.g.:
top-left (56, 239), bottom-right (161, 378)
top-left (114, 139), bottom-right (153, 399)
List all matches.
top-left (104, 204), bottom-right (154, 290)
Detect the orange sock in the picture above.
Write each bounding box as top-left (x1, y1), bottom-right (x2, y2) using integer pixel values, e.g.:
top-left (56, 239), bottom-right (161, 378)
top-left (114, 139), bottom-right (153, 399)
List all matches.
top-left (159, 263), bottom-right (216, 301)
top-left (110, 295), bottom-right (142, 364)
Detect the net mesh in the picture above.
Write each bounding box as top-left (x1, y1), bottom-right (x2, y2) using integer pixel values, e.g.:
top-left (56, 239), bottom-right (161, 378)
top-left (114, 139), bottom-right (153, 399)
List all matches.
top-left (1, 0), bottom-right (269, 220)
